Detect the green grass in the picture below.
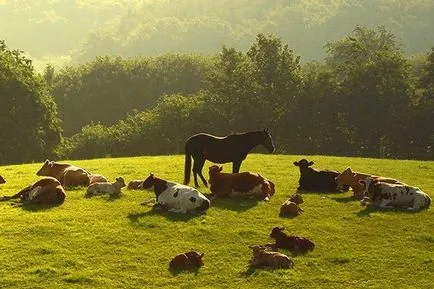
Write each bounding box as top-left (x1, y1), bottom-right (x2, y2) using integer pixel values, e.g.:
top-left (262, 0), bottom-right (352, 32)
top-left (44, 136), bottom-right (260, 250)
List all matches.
top-left (0, 154), bottom-right (433, 289)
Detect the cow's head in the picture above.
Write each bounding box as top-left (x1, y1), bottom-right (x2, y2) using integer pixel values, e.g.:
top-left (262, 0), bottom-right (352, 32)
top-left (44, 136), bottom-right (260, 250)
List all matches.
top-left (141, 173), bottom-right (156, 190)
top-left (293, 159), bottom-right (314, 168)
top-left (115, 177), bottom-right (126, 188)
top-left (182, 189), bottom-right (211, 214)
top-left (36, 159), bottom-right (55, 176)
top-left (289, 193), bottom-right (304, 205)
top-left (185, 251), bottom-right (204, 267)
top-left (335, 167), bottom-right (356, 188)
top-left (269, 226), bottom-right (286, 239)
top-left (208, 165), bottom-right (223, 178)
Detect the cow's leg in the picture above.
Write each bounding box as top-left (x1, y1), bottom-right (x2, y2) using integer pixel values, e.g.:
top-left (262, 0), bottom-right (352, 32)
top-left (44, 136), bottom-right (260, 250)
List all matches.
top-left (193, 157), bottom-right (207, 187)
top-left (232, 160), bottom-right (242, 173)
top-left (0, 185), bottom-right (32, 201)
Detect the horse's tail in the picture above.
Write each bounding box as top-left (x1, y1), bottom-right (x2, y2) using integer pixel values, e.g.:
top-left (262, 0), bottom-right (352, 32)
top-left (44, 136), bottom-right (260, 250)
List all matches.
top-left (184, 144), bottom-right (192, 185)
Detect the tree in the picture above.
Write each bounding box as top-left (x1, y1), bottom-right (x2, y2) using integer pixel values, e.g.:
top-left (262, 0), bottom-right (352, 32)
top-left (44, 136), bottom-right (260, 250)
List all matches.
top-left (0, 40), bottom-right (61, 164)
top-left (324, 26), bottom-right (412, 157)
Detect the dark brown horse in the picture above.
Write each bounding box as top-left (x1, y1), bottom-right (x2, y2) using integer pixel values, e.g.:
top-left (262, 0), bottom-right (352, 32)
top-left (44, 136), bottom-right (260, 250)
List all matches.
top-left (184, 129), bottom-right (275, 187)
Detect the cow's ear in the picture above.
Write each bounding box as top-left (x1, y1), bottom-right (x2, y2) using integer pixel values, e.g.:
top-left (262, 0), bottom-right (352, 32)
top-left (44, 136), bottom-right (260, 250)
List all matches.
top-left (279, 226), bottom-right (285, 231)
top-left (293, 161), bottom-right (299, 166)
top-left (308, 161), bottom-right (314, 166)
top-left (219, 166), bottom-right (223, 172)
top-left (200, 253), bottom-right (204, 258)
top-left (150, 173), bottom-right (154, 178)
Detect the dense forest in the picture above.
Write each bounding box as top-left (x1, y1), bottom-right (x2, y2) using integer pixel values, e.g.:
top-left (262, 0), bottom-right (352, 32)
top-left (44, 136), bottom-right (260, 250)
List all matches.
top-left (1, 24), bottom-right (433, 165)
top-left (1, 1), bottom-right (434, 70)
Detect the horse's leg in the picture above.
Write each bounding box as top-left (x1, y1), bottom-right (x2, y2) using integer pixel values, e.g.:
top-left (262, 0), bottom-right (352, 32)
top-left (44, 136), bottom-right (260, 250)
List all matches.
top-left (232, 160), bottom-right (242, 173)
top-left (193, 157), bottom-right (207, 187)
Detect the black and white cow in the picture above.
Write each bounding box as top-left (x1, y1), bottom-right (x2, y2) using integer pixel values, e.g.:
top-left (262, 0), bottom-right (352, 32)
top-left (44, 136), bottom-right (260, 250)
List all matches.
top-left (140, 173), bottom-right (210, 214)
top-left (360, 178), bottom-right (431, 211)
top-left (293, 159), bottom-right (348, 192)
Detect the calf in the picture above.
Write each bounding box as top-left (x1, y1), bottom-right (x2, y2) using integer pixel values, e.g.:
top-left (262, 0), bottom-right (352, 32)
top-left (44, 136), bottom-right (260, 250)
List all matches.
top-left (269, 227), bottom-right (315, 253)
top-left (208, 165), bottom-right (275, 201)
top-left (141, 173), bottom-right (210, 214)
top-left (359, 178), bottom-right (431, 211)
top-left (86, 177), bottom-right (126, 197)
top-left (249, 245), bottom-right (293, 269)
top-left (0, 177), bottom-right (65, 207)
top-left (36, 159), bottom-right (91, 187)
top-left (127, 180), bottom-right (144, 190)
top-left (279, 194), bottom-right (304, 217)
top-left (293, 159), bottom-right (347, 192)
top-left (0, 175), bottom-right (5, 184)
top-left (335, 167), bottom-right (403, 200)
top-left (169, 251), bottom-right (204, 271)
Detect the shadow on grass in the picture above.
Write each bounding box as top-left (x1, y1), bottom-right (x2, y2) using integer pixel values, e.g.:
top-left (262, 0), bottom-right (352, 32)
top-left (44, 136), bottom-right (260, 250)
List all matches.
top-left (356, 204), bottom-right (426, 217)
top-left (127, 208), bottom-right (202, 223)
top-left (169, 266), bottom-right (201, 276)
top-left (207, 196), bottom-right (260, 212)
top-left (331, 196), bottom-right (356, 203)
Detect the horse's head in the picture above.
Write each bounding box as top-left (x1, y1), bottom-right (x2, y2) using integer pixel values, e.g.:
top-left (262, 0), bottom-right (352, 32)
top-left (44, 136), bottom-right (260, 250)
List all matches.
top-left (261, 129), bottom-right (275, 153)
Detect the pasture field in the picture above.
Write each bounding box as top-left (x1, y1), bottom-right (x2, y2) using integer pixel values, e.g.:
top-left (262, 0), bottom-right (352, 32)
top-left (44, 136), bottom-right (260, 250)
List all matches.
top-left (0, 155), bottom-right (433, 289)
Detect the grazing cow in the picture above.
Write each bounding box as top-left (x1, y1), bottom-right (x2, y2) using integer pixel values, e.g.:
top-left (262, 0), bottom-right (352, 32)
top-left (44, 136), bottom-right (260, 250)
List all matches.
top-left (208, 165), bottom-right (275, 201)
top-left (169, 251), bottom-right (204, 271)
top-left (0, 177), bottom-right (65, 207)
top-left (293, 159), bottom-right (348, 192)
top-left (249, 245), bottom-right (294, 269)
top-left (359, 178), bottom-right (431, 211)
top-left (127, 180), bottom-right (144, 190)
top-left (269, 227), bottom-right (315, 253)
top-left (335, 167), bottom-right (403, 200)
top-left (86, 177), bottom-right (126, 197)
top-left (36, 160), bottom-right (91, 187)
top-left (141, 173), bottom-right (210, 214)
top-left (0, 175), bottom-right (5, 184)
top-left (279, 194), bottom-right (304, 217)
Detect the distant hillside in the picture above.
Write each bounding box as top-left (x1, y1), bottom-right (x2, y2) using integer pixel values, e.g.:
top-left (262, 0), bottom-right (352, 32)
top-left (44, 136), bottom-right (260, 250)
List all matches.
top-left (1, 0), bottom-right (433, 69)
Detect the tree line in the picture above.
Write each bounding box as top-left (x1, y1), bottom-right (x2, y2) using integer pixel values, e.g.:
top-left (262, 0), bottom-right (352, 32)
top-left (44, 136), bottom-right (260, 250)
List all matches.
top-left (1, 25), bottom-right (433, 165)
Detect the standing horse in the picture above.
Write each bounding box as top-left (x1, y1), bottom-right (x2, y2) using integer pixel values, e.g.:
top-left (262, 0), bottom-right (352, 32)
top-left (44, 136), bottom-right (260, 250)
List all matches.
top-left (184, 129), bottom-right (275, 187)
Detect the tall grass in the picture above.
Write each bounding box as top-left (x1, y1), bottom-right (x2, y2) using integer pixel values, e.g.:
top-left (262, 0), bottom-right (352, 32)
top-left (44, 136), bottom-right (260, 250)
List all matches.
top-left (0, 155), bottom-right (432, 289)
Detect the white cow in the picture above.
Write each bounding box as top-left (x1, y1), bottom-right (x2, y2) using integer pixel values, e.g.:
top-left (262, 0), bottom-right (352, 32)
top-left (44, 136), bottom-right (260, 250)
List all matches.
top-left (140, 173), bottom-right (210, 214)
top-left (359, 178), bottom-right (431, 211)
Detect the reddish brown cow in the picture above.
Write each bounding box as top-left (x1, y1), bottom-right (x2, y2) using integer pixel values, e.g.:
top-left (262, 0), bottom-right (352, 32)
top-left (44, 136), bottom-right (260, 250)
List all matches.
top-left (0, 177), bottom-right (66, 207)
top-left (208, 165), bottom-right (275, 201)
top-left (36, 160), bottom-right (91, 187)
top-left (335, 168), bottom-right (403, 200)
top-left (169, 251), bottom-right (204, 271)
top-left (269, 227), bottom-right (315, 253)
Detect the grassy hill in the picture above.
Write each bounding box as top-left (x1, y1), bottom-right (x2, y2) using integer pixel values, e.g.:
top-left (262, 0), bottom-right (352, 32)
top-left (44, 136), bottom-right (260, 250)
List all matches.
top-left (0, 155), bottom-right (433, 288)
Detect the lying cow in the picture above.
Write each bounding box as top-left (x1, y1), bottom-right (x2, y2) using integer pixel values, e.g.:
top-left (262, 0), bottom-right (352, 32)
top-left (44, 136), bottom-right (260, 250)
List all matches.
top-left (335, 167), bottom-right (403, 200)
top-left (86, 177), bottom-right (126, 197)
top-left (0, 175), bottom-right (5, 184)
top-left (36, 160), bottom-right (91, 187)
top-left (360, 178), bottom-right (431, 211)
top-left (140, 173), bottom-right (210, 214)
top-left (294, 159), bottom-right (348, 192)
top-left (279, 194), bottom-right (304, 217)
top-left (249, 245), bottom-right (293, 269)
top-left (127, 180), bottom-right (144, 190)
top-left (208, 165), bottom-right (275, 201)
top-left (269, 227), bottom-right (315, 253)
top-left (0, 177), bottom-right (66, 207)
top-left (169, 251), bottom-right (204, 271)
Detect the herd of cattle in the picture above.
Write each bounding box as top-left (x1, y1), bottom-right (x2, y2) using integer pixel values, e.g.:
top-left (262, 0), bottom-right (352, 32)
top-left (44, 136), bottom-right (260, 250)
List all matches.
top-left (0, 156), bottom-right (431, 271)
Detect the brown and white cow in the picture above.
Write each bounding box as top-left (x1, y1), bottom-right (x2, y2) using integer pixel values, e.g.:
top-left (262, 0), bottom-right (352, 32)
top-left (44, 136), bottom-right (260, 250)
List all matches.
top-left (208, 165), bottom-right (275, 201)
top-left (359, 178), bottom-right (431, 211)
top-left (36, 159), bottom-right (92, 187)
top-left (0, 177), bottom-right (66, 207)
top-left (249, 245), bottom-right (293, 269)
top-left (335, 167), bottom-right (403, 200)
